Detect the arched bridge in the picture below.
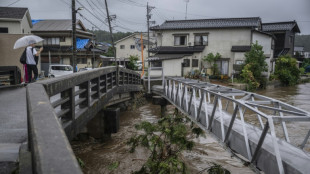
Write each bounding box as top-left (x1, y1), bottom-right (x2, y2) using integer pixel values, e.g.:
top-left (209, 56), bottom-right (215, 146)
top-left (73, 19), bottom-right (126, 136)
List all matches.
top-left (152, 77), bottom-right (310, 174)
top-left (0, 67), bottom-right (142, 174)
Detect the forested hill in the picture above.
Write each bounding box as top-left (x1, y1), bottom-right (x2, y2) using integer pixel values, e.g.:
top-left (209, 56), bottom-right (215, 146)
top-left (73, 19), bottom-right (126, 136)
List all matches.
top-left (89, 30), bottom-right (133, 44)
top-left (295, 35), bottom-right (310, 51)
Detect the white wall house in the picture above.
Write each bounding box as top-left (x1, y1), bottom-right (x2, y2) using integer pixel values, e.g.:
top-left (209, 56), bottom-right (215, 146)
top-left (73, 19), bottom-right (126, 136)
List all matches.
top-left (149, 17), bottom-right (275, 77)
top-left (0, 7), bottom-right (32, 34)
top-left (115, 32), bottom-right (155, 61)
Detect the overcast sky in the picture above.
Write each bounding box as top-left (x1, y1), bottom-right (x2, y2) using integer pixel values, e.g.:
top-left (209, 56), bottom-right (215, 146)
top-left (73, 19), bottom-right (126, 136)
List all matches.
top-left (1, 0), bottom-right (310, 34)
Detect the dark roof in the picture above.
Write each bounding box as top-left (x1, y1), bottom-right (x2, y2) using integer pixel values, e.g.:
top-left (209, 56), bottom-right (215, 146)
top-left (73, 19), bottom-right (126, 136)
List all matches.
top-left (262, 21), bottom-right (300, 33)
top-left (150, 17), bottom-right (261, 30)
top-left (148, 54), bottom-right (191, 61)
top-left (231, 46), bottom-right (251, 52)
top-left (149, 46), bottom-right (205, 54)
top-left (32, 20), bottom-right (73, 31)
top-left (0, 7), bottom-right (28, 19)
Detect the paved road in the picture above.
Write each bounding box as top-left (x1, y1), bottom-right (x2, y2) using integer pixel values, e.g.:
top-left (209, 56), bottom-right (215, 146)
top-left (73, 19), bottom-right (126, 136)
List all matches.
top-left (0, 86), bottom-right (27, 162)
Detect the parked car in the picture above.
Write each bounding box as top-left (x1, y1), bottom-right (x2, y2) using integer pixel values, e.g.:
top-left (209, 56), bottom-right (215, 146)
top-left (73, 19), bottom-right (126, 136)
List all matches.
top-left (48, 64), bottom-right (73, 78)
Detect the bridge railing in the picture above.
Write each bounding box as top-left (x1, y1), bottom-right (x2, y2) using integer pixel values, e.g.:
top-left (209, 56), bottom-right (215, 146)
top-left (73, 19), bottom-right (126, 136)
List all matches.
top-left (162, 77), bottom-right (310, 174)
top-left (26, 67), bottom-right (141, 173)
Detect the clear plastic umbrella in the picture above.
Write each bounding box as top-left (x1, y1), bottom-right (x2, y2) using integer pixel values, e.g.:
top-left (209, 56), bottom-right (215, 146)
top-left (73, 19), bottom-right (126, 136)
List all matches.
top-left (13, 35), bottom-right (44, 49)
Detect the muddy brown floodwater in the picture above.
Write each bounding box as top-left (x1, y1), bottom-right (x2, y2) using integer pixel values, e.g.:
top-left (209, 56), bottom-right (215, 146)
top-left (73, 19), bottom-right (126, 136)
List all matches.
top-left (72, 103), bottom-right (254, 174)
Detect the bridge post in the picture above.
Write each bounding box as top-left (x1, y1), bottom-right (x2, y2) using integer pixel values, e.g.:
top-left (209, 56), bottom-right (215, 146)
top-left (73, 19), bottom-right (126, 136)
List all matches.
top-left (152, 96), bottom-right (168, 117)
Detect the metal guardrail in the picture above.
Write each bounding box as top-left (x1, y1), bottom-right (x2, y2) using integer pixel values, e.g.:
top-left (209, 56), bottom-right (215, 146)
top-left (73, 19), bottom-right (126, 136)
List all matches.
top-left (158, 77), bottom-right (310, 174)
top-left (26, 67), bottom-right (142, 173)
top-left (147, 67), bottom-right (164, 93)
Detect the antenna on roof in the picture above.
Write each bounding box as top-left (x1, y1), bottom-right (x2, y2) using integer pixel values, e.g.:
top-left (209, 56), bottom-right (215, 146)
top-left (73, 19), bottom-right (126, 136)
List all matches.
top-left (184, 0), bottom-right (189, 20)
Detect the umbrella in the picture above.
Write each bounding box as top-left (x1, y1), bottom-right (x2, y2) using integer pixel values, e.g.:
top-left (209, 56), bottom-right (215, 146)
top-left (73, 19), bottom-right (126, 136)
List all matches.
top-left (13, 35), bottom-right (44, 49)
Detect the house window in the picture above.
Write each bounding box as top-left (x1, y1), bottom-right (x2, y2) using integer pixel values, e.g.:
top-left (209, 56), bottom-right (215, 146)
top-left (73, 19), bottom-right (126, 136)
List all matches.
top-left (216, 60), bottom-right (229, 75)
top-left (235, 60), bottom-right (244, 65)
top-left (0, 27), bottom-right (8, 33)
top-left (194, 35), bottom-right (208, 46)
top-left (192, 59), bottom-right (198, 67)
top-left (289, 36), bottom-right (293, 44)
top-left (120, 45), bottom-right (125, 49)
top-left (43, 38), bottom-right (60, 45)
top-left (151, 61), bottom-right (162, 67)
top-left (174, 35), bottom-right (187, 46)
top-left (60, 37), bottom-right (66, 42)
top-left (183, 59), bottom-right (190, 67)
top-left (130, 45), bottom-right (135, 49)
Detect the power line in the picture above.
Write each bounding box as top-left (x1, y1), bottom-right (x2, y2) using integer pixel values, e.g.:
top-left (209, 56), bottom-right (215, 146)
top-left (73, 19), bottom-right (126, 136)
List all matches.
top-left (7, 0), bottom-right (22, 6)
top-left (77, 12), bottom-right (102, 30)
top-left (76, 0), bottom-right (109, 28)
top-left (115, 0), bottom-right (145, 7)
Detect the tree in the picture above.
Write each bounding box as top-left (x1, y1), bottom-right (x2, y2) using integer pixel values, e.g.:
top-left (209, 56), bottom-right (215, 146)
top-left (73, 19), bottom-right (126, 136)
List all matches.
top-left (241, 42), bottom-right (267, 90)
top-left (104, 47), bottom-right (115, 57)
top-left (275, 55), bottom-right (300, 86)
top-left (127, 55), bottom-right (139, 70)
top-left (203, 53), bottom-right (221, 75)
top-left (127, 111), bottom-right (204, 174)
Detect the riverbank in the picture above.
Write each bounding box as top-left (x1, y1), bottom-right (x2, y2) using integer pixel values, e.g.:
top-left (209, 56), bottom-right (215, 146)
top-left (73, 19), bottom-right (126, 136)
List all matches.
top-left (71, 102), bottom-right (254, 174)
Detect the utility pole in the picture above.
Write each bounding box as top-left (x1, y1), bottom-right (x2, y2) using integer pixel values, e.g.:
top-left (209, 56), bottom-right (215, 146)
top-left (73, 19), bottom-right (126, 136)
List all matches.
top-left (147, 3), bottom-right (154, 67)
top-left (72, 0), bottom-right (77, 72)
top-left (104, 0), bottom-right (118, 84)
top-left (92, 26), bottom-right (95, 69)
top-left (185, 0), bottom-right (189, 20)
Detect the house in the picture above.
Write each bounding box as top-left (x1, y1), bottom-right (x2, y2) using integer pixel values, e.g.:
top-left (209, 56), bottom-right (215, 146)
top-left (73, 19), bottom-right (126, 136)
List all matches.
top-left (0, 7), bottom-right (32, 34)
top-left (115, 32), bottom-right (155, 61)
top-left (149, 17), bottom-right (275, 77)
top-left (262, 21), bottom-right (300, 58)
top-left (31, 19), bottom-right (104, 73)
top-left (0, 7), bottom-right (34, 80)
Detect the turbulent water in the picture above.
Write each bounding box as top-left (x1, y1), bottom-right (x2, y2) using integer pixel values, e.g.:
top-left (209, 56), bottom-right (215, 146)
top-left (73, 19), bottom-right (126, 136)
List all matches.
top-left (72, 83), bottom-right (310, 173)
top-left (72, 104), bottom-right (254, 174)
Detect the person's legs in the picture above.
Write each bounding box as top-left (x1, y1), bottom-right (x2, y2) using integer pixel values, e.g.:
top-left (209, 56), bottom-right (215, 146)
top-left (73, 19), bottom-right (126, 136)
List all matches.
top-left (27, 64), bottom-right (32, 82)
top-left (33, 65), bottom-right (38, 81)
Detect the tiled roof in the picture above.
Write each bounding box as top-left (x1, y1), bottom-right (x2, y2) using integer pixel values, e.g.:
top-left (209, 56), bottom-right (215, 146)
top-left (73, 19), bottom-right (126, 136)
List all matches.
top-left (262, 21), bottom-right (300, 32)
top-left (0, 7), bottom-right (28, 19)
top-left (32, 20), bottom-right (73, 31)
top-left (150, 17), bottom-right (261, 30)
top-left (149, 46), bottom-right (205, 54)
top-left (231, 46), bottom-right (251, 52)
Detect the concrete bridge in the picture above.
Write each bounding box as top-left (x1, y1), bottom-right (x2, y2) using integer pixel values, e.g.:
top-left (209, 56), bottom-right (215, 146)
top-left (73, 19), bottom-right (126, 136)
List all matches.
top-left (0, 67), bottom-right (142, 173)
top-left (152, 77), bottom-right (310, 174)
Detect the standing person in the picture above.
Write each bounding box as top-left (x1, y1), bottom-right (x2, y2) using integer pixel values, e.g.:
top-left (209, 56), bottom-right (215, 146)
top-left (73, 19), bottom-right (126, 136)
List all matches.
top-left (26, 40), bottom-right (43, 82)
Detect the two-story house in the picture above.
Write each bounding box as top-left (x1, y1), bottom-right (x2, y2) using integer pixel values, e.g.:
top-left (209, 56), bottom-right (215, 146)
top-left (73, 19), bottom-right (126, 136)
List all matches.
top-left (262, 21), bottom-right (300, 58)
top-left (115, 32), bottom-right (155, 61)
top-left (149, 17), bottom-right (275, 77)
top-left (32, 19), bottom-right (103, 73)
top-left (0, 7), bottom-right (32, 34)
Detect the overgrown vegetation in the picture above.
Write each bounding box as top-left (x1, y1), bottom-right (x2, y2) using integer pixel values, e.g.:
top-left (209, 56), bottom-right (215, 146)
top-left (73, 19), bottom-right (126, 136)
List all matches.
top-left (275, 55), bottom-right (300, 86)
top-left (127, 110), bottom-right (206, 174)
top-left (241, 42), bottom-right (268, 91)
top-left (127, 55), bottom-right (139, 70)
top-left (127, 110), bottom-right (231, 174)
top-left (203, 53), bottom-right (221, 75)
top-left (103, 47), bottom-right (115, 57)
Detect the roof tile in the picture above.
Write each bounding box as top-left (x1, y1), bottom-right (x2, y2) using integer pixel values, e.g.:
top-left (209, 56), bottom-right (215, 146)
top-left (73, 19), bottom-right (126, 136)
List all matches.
top-left (0, 7), bottom-right (28, 19)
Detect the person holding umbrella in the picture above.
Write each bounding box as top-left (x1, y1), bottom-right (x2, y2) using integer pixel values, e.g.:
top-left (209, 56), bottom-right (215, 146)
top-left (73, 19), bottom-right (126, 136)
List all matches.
top-left (14, 35), bottom-right (44, 83)
top-left (26, 40), bottom-right (43, 82)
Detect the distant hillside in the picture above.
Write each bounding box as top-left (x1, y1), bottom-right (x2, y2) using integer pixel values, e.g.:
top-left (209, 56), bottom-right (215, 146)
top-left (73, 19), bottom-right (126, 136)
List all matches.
top-left (295, 35), bottom-right (310, 51)
top-left (89, 30), bottom-right (133, 44)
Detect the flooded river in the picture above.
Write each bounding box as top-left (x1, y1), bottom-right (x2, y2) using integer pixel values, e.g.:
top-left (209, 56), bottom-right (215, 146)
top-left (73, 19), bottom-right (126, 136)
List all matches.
top-left (72, 83), bottom-right (310, 173)
top-left (72, 104), bottom-right (254, 174)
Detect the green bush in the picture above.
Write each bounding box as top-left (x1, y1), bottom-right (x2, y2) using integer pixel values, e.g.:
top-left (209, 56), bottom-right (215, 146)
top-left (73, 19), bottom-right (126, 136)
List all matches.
top-left (300, 67), bottom-right (305, 74)
top-left (275, 55), bottom-right (300, 86)
top-left (203, 53), bottom-right (221, 75)
top-left (127, 55), bottom-right (139, 70)
top-left (241, 42), bottom-right (267, 90)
